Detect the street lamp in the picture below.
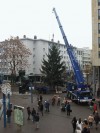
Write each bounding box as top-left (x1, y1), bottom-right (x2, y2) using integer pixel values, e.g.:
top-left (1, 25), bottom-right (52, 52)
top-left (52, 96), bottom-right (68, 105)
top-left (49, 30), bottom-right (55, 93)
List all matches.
top-left (29, 82), bottom-right (34, 103)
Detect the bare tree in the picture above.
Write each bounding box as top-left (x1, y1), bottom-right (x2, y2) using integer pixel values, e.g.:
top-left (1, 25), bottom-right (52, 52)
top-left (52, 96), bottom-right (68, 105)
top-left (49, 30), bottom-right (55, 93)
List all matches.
top-left (0, 37), bottom-right (31, 82)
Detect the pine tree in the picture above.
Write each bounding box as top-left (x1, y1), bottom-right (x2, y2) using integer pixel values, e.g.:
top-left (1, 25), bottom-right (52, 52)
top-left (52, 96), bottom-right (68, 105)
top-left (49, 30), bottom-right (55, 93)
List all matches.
top-left (41, 43), bottom-right (66, 90)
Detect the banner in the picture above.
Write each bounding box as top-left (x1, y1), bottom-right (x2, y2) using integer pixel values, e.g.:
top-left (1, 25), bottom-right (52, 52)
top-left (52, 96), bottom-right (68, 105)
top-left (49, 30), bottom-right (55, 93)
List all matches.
top-left (14, 105), bottom-right (24, 126)
top-left (0, 99), bottom-right (9, 119)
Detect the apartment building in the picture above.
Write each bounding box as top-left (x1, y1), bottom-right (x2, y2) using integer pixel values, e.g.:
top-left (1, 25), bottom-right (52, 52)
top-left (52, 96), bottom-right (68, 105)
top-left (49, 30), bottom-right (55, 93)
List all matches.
top-left (20, 36), bottom-right (91, 81)
top-left (92, 0), bottom-right (100, 92)
top-left (0, 35), bottom-right (91, 82)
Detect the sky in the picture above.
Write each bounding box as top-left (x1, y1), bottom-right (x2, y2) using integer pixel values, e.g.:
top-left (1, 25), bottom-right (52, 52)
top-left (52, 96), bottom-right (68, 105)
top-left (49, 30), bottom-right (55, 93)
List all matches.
top-left (0, 0), bottom-right (92, 48)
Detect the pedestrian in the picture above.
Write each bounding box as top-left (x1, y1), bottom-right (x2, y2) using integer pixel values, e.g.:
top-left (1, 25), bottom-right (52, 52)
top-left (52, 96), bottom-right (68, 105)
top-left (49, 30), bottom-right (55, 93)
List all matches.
top-left (98, 101), bottom-right (100, 108)
top-left (39, 102), bottom-right (44, 116)
top-left (52, 96), bottom-right (56, 105)
top-left (35, 113), bottom-right (40, 129)
top-left (93, 103), bottom-right (97, 115)
top-left (66, 102), bottom-right (71, 116)
top-left (40, 95), bottom-right (43, 102)
top-left (88, 114), bottom-right (94, 128)
top-left (88, 100), bottom-right (93, 110)
top-left (94, 112), bottom-right (100, 130)
top-left (82, 119), bottom-right (90, 133)
top-left (6, 108), bottom-right (12, 123)
top-left (44, 100), bottom-right (50, 112)
top-left (76, 118), bottom-right (83, 131)
top-left (31, 108), bottom-right (36, 122)
top-left (57, 95), bottom-right (61, 106)
top-left (71, 117), bottom-right (77, 133)
top-left (27, 107), bottom-right (31, 120)
top-left (37, 100), bottom-right (41, 112)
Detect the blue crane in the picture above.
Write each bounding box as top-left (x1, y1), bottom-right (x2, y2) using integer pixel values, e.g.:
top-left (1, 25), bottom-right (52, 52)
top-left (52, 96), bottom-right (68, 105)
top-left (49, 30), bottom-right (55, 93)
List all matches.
top-left (53, 8), bottom-right (86, 89)
top-left (52, 8), bottom-right (93, 103)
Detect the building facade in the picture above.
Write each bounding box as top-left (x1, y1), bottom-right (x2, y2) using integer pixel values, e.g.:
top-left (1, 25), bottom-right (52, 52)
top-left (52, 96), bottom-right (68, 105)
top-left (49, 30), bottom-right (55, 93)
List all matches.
top-left (0, 35), bottom-right (91, 82)
top-left (92, 0), bottom-right (100, 93)
top-left (21, 36), bottom-right (91, 81)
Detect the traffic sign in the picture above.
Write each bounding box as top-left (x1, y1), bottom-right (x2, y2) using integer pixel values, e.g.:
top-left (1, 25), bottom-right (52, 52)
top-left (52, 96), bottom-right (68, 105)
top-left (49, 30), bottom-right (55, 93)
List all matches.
top-left (1, 83), bottom-right (11, 95)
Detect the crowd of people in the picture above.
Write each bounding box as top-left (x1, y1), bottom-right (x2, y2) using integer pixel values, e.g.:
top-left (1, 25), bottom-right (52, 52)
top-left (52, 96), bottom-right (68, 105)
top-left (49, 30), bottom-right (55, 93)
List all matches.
top-left (26, 94), bottom-right (100, 132)
top-left (71, 102), bottom-right (100, 133)
top-left (26, 94), bottom-right (72, 129)
top-left (26, 94), bottom-right (51, 129)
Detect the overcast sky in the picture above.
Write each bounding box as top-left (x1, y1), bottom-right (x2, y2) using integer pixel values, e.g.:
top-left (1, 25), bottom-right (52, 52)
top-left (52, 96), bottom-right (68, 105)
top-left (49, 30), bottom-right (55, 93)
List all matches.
top-left (0, 0), bottom-right (92, 48)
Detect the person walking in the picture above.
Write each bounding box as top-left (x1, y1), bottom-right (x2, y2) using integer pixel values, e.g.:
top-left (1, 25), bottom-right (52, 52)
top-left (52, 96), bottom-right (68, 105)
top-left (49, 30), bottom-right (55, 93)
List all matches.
top-left (94, 112), bottom-right (100, 130)
top-left (39, 102), bottom-right (44, 116)
top-left (40, 95), bottom-right (43, 102)
top-left (82, 119), bottom-right (90, 133)
top-left (66, 102), bottom-right (71, 116)
top-left (44, 100), bottom-right (50, 112)
top-left (76, 118), bottom-right (83, 131)
top-left (57, 95), bottom-right (61, 106)
top-left (71, 117), bottom-right (77, 133)
top-left (88, 114), bottom-right (94, 128)
top-left (31, 108), bottom-right (36, 122)
top-left (27, 107), bottom-right (31, 120)
top-left (37, 100), bottom-right (41, 112)
top-left (35, 113), bottom-right (40, 129)
top-left (52, 96), bottom-right (56, 106)
top-left (6, 108), bottom-right (12, 123)
top-left (93, 103), bottom-right (97, 115)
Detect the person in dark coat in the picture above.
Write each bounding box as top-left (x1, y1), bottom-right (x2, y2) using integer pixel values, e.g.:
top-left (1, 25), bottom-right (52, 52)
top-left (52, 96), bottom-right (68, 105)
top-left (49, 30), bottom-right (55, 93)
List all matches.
top-left (6, 109), bottom-right (12, 123)
top-left (39, 102), bottom-right (44, 116)
top-left (35, 113), bottom-right (40, 129)
top-left (27, 107), bottom-right (31, 120)
top-left (44, 100), bottom-right (50, 112)
top-left (94, 112), bottom-right (100, 130)
top-left (66, 102), bottom-right (71, 116)
top-left (40, 95), bottom-right (43, 102)
top-left (31, 108), bottom-right (36, 122)
top-left (71, 117), bottom-right (77, 133)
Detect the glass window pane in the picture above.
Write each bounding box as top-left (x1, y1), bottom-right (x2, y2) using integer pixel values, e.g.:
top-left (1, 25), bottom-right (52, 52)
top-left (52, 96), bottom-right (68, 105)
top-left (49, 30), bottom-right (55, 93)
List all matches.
top-left (98, 51), bottom-right (100, 58)
top-left (98, 9), bottom-right (100, 17)
top-left (98, 23), bottom-right (100, 33)
top-left (98, 38), bottom-right (100, 48)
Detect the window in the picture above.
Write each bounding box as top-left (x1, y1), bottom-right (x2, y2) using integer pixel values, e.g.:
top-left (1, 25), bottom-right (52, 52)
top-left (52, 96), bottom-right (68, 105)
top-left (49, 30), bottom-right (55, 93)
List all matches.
top-left (98, 9), bottom-right (100, 19)
top-left (98, 51), bottom-right (100, 58)
top-left (33, 54), bottom-right (35, 57)
top-left (98, 23), bottom-right (100, 33)
top-left (98, 0), bottom-right (100, 6)
top-left (64, 51), bottom-right (66, 54)
top-left (43, 55), bottom-right (45, 58)
top-left (43, 48), bottom-right (45, 51)
top-left (98, 37), bottom-right (100, 48)
top-left (33, 68), bottom-right (35, 71)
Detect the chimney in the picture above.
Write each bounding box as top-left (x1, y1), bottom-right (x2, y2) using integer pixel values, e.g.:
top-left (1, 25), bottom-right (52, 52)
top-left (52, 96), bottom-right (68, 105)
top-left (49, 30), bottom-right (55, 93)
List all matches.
top-left (57, 40), bottom-right (60, 44)
top-left (51, 39), bottom-right (54, 42)
top-left (34, 35), bottom-right (37, 39)
top-left (16, 36), bottom-right (19, 39)
top-left (23, 35), bottom-right (26, 38)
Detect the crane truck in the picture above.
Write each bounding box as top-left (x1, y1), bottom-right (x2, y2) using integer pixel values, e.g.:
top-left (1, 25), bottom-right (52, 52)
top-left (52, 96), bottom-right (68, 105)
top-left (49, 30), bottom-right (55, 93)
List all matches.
top-left (53, 8), bottom-right (93, 103)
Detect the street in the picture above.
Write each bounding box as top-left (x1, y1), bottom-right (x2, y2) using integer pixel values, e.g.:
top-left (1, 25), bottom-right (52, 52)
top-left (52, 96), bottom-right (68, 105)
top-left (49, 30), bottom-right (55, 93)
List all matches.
top-left (0, 92), bottom-right (100, 133)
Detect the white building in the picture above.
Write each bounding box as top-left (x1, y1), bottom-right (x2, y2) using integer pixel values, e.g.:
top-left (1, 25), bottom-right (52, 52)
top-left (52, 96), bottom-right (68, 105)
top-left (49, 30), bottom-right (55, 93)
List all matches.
top-left (21, 36), bottom-right (92, 79)
top-left (0, 35), bottom-right (92, 82)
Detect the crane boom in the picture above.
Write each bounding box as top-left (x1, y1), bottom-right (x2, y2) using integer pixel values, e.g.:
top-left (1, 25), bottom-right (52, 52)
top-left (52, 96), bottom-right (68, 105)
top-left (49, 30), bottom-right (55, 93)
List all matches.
top-left (53, 8), bottom-right (85, 88)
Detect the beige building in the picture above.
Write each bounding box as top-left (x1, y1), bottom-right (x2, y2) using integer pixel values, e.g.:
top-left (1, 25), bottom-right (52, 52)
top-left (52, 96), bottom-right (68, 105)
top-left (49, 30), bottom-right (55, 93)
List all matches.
top-left (92, 0), bottom-right (100, 94)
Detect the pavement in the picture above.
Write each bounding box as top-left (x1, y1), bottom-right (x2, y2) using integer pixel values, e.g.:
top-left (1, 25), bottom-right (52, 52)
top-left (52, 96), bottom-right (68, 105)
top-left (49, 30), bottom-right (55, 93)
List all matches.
top-left (0, 92), bottom-right (100, 133)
